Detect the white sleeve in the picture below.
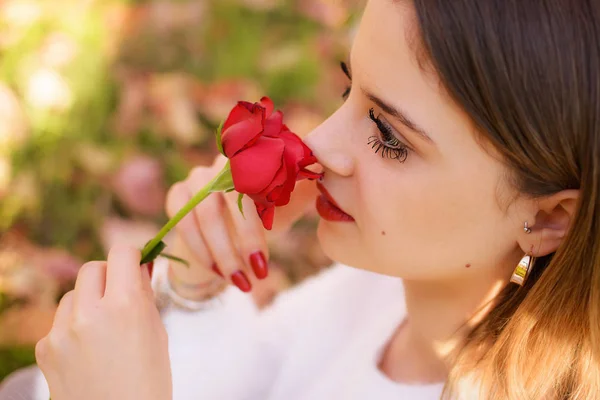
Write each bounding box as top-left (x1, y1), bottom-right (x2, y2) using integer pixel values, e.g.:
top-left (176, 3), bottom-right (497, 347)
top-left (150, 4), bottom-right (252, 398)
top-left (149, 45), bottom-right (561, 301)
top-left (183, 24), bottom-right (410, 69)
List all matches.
top-left (0, 365), bottom-right (49, 400)
top-left (156, 259), bottom-right (359, 400)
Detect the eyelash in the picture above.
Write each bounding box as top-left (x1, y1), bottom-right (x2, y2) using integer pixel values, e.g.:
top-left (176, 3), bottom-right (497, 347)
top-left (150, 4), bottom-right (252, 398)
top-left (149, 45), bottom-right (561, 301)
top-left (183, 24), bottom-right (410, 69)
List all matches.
top-left (340, 61), bottom-right (409, 163)
top-left (341, 61), bottom-right (352, 100)
top-left (368, 108), bottom-right (409, 162)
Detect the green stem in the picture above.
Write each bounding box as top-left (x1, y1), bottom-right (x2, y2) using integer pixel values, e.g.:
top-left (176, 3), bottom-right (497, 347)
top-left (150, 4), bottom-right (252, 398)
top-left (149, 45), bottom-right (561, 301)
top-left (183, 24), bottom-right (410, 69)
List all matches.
top-left (140, 161), bottom-right (233, 263)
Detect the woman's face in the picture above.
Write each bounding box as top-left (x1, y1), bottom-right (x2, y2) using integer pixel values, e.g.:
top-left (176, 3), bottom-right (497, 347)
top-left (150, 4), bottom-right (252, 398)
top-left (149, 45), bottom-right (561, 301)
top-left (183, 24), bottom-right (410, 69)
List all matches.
top-left (304, 0), bottom-right (525, 282)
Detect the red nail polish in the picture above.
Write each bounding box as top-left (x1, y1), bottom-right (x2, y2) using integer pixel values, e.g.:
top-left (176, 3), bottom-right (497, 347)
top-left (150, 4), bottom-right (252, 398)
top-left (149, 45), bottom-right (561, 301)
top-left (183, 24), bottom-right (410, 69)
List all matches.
top-left (231, 271), bottom-right (252, 292)
top-left (147, 261), bottom-right (154, 279)
top-left (212, 263), bottom-right (224, 278)
top-left (249, 252), bottom-right (268, 279)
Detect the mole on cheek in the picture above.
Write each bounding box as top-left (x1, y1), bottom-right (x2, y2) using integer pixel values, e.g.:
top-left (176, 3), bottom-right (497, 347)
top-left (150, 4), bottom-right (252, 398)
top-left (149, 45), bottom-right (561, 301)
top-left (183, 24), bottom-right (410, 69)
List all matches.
top-left (465, 263), bottom-right (471, 268)
top-left (381, 231), bottom-right (386, 236)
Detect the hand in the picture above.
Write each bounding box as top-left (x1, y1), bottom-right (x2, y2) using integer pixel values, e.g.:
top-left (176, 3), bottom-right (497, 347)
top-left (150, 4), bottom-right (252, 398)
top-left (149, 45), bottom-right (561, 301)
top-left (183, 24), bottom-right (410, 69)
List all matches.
top-left (165, 154), bottom-right (319, 296)
top-left (35, 245), bottom-right (172, 400)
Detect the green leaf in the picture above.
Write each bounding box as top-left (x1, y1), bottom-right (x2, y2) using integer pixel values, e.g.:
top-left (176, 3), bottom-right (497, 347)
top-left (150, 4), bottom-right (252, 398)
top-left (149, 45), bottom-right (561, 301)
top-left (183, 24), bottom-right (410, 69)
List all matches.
top-left (215, 120), bottom-right (225, 156)
top-left (140, 240), bottom-right (167, 265)
top-left (237, 193), bottom-right (245, 218)
top-left (208, 161), bottom-right (235, 192)
top-left (160, 252), bottom-right (190, 268)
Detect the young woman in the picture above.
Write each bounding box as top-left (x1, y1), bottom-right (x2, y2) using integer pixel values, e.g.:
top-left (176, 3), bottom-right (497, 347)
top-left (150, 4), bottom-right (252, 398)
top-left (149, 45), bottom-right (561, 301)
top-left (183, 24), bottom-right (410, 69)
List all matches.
top-left (3, 0), bottom-right (599, 399)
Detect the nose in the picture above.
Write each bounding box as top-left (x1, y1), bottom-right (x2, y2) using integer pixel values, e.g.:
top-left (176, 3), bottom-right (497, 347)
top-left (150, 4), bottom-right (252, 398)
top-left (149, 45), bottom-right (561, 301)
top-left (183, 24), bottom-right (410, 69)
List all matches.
top-left (303, 106), bottom-right (355, 178)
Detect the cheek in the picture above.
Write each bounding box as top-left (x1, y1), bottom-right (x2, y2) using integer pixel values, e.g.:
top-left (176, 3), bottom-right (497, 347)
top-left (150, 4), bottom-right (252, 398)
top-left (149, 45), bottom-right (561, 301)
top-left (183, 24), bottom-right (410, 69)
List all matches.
top-left (359, 164), bottom-right (510, 278)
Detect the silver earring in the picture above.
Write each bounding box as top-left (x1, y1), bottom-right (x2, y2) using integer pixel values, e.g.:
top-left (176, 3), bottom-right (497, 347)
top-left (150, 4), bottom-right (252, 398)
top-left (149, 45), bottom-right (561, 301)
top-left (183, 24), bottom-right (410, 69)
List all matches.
top-left (524, 221), bottom-right (532, 234)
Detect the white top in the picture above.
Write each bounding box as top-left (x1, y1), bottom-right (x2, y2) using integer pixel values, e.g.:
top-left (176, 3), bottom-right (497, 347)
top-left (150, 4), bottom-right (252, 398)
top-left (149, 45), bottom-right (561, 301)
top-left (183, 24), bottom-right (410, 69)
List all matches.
top-left (0, 258), bottom-right (447, 400)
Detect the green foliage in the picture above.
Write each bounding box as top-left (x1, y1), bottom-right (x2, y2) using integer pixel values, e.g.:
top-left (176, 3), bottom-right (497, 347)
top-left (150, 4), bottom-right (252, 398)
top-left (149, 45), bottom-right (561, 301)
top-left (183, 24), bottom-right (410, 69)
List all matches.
top-left (0, 0), bottom-right (356, 380)
top-left (237, 193), bottom-right (245, 218)
top-left (0, 346), bottom-right (36, 382)
top-left (266, 54), bottom-right (321, 105)
top-left (140, 239), bottom-right (167, 265)
top-left (0, 0), bottom-right (351, 273)
top-left (216, 120), bottom-right (225, 156)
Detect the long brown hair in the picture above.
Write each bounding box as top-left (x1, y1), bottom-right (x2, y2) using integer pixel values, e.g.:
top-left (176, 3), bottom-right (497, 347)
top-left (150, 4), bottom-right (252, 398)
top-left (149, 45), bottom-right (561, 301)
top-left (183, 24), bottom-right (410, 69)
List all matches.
top-left (410, 0), bottom-right (600, 398)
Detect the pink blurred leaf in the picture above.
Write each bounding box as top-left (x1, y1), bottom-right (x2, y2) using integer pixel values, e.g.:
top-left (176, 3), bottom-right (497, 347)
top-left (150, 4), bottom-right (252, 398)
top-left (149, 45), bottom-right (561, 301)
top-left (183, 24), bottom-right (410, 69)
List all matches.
top-left (0, 305), bottom-right (57, 346)
top-left (296, 0), bottom-right (349, 28)
top-left (100, 216), bottom-right (173, 254)
top-left (0, 83), bottom-right (29, 151)
top-left (148, 73), bottom-right (209, 145)
top-left (111, 154), bottom-right (167, 217)
top-left (195, 80), bottom-right (263, 123)
top-left (113, 71), bottom-right (150, 137)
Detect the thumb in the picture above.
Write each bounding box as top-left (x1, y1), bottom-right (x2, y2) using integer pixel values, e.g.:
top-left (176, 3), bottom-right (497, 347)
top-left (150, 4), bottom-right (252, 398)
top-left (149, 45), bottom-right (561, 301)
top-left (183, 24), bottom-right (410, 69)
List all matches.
top-left (140, 261), bottom-right (154, 295)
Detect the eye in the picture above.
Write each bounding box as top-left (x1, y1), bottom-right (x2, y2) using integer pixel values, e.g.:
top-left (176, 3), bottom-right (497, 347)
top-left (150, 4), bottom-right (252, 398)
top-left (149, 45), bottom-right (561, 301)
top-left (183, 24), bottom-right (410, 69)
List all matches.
top-left (368, 108), bottom-right (409, 162)
top-left (340, 61), bottom-right (352, 99)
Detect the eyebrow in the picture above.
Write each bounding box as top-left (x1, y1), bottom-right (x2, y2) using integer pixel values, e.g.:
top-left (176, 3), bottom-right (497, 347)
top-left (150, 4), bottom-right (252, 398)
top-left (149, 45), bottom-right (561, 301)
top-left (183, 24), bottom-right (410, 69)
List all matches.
top-left (362, 89), bottom-right (434, 144)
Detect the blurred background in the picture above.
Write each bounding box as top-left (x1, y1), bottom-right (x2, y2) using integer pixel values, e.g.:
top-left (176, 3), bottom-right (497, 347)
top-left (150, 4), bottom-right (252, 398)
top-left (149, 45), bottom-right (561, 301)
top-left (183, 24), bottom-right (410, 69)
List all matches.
top-left (0, 0), bottom-right (363, 381)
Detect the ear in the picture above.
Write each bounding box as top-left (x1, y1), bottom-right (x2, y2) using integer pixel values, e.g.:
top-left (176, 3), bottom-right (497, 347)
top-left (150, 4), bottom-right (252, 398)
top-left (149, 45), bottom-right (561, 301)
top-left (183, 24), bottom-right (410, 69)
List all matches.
top-left (520, 189), bottom-right (579, 257)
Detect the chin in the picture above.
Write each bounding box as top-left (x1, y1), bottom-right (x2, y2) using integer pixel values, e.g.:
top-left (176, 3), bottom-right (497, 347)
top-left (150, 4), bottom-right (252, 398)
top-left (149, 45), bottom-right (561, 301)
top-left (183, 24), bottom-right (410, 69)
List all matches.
top-left (316, 221), bottom-right (368, 270)
top-left (317, 222), bottom-right (349, 263)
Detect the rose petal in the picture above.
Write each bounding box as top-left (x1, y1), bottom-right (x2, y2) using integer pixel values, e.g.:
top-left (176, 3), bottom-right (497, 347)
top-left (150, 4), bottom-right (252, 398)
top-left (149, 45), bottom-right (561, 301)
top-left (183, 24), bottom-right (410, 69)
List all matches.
top-left (222, 112), bottom-right (265, 157)
top-left (271, 131), bottom-right (317, 205)
top-left (280, 131), bottom-right (306, 163)
top-left (260, 163), bottom-right (291, 206)
top-left (273, 179), bottom-right (295, 206)
top-left (230, 136), bottom-right (285, 194)
top-left (266, 184), bottom-right (286, 203)
top-left (298, 151), bottom-right (321, 180)
top-left (260, 161), bottom-right (288, 198)
top-left (285, 127), bottom-right (316, 165)
top-left (223, 101), bottom-right (261, 132)
top-left (259, 96), bottom-right (274, 117)
top-left (224, 96), bottom-right (320, 230)
top-left (279, 130), bottom-right (320, 179)
top-left (263, 110), bottom-right (284, 138)
top-left (248, 160), bottom-right (289, 208)
top-left (298, 167), bottom-right (322, 180)
top-left (254, 202), bottom-right (275, 230)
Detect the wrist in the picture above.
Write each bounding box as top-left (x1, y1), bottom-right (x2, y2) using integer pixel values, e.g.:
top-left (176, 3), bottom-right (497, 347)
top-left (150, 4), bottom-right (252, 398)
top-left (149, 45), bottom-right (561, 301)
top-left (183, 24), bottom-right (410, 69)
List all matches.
top-left (151, 257), bottom-right (227, 312)
top-left (166, 264), bottom-right (226, 301)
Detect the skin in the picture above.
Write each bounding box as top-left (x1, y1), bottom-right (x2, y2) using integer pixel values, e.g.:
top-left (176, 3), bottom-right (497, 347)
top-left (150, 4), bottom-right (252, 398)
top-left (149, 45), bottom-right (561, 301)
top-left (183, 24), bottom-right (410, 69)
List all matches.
top-left (302, 0), bottom-right (578, 382)
top-left (38, 0), bottom-right (579, 396)
top-left (35, 246), bottom-right (172, 400)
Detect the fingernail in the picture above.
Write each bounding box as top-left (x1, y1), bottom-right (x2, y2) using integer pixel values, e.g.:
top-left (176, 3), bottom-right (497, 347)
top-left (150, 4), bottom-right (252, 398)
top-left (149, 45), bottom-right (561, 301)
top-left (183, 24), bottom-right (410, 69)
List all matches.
top-left (147, 261), bottom-right (154, 279)
top-left (212, 263), bottom-right (224, 278)
top-left (249, 251), bottom-right (268, 280)
top-left (231, 271), bottom-right (252, 292)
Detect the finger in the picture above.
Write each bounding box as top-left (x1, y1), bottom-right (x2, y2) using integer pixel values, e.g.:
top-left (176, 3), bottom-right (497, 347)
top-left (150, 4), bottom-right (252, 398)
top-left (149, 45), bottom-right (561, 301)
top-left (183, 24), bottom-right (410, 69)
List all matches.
top-left (187, 172), bottom-right (251, 293)
top-left (52, 290), bottom-right (75, 331)
top-left (104, 244), bottom-right (143, 297)
top-left (210, 153), bottom-right (229, 171)
top-left (165, 182), bottom-right (215, 278)
top-left (73, 261), bottom-right (107, 310)
top-left (140, 262), bottom-right (153, 295)
top-left (272, 179), bottom-right (319, 232)
top-left (223, 191), bottom-right (270, 280)
top-left (169, 233), bottom-right (222, 290)
top-left (37, 291), bottom-right (74, 372)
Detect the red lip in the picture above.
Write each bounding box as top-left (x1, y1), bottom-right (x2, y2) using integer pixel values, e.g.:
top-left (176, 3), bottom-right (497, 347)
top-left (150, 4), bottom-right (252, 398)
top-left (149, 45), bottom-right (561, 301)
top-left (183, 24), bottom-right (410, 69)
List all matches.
top-left (315, 182), bottom-right (355, 222)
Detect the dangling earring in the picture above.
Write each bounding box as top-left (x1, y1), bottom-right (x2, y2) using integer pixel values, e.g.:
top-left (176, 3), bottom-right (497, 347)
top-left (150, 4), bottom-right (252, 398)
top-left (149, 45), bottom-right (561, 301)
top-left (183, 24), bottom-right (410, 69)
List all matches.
top-left (510, 222), bottom-right (533, 286)
top-left (510, 254), bottom-right (532, 286)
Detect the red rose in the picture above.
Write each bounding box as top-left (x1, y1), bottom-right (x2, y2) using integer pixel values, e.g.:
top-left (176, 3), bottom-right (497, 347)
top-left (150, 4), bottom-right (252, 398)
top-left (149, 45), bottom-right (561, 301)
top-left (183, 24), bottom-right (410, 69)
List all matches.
top-left (221, 96), bottom-right (321, 230)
